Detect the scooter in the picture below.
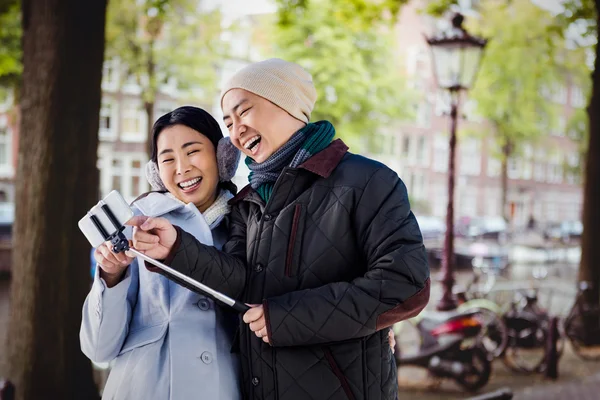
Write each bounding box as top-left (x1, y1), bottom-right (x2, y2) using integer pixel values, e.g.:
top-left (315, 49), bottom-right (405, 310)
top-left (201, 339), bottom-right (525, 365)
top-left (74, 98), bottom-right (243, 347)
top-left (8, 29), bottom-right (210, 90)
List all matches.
top-left (395, 310), bottom-right (492, 392)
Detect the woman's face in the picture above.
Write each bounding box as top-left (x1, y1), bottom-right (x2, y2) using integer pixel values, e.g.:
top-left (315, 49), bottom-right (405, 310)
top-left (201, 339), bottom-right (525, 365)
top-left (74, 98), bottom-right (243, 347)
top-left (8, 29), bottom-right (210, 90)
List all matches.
top-left (156, 124), bottom-right (219, 213)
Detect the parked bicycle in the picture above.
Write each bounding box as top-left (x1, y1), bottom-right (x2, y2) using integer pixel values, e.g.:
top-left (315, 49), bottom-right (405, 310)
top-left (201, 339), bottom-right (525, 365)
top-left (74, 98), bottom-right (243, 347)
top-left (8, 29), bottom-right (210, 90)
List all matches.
top-left (563, 281), bottom-right (600, 361)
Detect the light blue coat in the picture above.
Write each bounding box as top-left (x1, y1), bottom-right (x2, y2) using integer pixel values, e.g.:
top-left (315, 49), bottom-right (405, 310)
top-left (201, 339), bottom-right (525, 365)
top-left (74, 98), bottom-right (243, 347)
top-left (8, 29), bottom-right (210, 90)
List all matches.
top-left (80, 192), bottom-right (241, 400)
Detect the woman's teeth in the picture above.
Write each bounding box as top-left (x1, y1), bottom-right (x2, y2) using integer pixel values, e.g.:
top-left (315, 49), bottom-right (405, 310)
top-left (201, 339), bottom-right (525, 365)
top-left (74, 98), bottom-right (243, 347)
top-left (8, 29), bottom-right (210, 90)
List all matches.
top-left (179, 177), bottom-right (201, 189)
top-left (244, 136), bottom-right (261, 150)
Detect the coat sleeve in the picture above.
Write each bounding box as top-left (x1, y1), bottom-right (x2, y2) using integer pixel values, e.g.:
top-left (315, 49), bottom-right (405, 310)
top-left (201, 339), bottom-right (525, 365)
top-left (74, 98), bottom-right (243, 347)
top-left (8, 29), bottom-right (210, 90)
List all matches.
top-left (80, 258), bottom-right (139, 363)
top-left (263, 167), bottom-right (430, 347)
top-left (163, 202), bottom-right (248, 299)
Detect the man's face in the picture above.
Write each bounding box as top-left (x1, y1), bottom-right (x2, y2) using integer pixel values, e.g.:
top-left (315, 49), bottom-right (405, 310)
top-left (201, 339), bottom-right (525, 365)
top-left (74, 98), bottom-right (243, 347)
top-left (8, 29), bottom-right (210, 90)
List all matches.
top-left (222, 89), bottom-right (305, 163)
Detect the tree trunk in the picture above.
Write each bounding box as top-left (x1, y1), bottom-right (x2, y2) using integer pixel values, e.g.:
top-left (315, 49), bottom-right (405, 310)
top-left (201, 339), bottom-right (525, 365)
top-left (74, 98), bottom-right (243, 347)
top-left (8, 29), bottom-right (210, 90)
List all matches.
top-left (145, 100), bottom-right (154, 158)
top-left (145, 39), bottom-right (156, 159)
top-left (4, 1), bottom-right (107, 399)
top-left (578, 5), bottom-right (600, 306)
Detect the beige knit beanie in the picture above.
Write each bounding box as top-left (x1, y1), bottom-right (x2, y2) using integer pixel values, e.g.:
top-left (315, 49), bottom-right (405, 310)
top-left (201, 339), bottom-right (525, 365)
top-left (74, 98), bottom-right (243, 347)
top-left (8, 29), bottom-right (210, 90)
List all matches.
top-left (220, 58), bottom-right (318, 123)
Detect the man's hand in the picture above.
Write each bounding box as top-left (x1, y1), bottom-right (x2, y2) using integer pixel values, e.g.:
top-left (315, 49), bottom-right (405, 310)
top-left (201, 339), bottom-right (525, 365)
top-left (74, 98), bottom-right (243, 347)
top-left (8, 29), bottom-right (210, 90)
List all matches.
top-left (243, 304), bottom-right (270, 344)
top-left (388, 329), bottom-right (396, 354)
top-left (127, 216), bottom-right (177, 261)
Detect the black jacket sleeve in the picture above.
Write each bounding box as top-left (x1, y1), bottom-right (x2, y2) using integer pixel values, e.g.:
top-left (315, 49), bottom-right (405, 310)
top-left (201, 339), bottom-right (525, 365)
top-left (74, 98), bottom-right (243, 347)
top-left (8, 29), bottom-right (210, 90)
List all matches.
top-left (163, 202), bottom-right (249, 299)
top-left (263, 167), bottom-right (430, 347)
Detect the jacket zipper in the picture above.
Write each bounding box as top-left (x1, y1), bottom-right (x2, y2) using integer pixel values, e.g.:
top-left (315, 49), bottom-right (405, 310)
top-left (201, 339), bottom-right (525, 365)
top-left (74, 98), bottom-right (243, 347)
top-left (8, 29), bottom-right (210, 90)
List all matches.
top-left (285, 204), bottom-right (302, 277)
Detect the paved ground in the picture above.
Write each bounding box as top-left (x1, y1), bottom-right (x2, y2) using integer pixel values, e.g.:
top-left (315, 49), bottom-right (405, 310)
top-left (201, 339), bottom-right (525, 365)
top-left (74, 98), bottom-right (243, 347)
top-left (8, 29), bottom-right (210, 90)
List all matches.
top-left (398, 341), bottom-right (600, 399)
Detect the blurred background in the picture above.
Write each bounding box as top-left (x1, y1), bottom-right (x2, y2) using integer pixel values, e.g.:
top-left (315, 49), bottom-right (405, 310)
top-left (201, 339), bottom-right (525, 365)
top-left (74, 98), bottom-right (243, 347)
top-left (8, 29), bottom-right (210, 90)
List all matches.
top-left (0, 0), bottom-right (598, 399)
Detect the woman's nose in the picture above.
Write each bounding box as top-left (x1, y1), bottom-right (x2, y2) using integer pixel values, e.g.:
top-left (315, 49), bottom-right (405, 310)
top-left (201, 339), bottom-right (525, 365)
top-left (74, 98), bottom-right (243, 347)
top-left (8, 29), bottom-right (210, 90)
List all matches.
top-left (176, 158), bottom-right (192, 174)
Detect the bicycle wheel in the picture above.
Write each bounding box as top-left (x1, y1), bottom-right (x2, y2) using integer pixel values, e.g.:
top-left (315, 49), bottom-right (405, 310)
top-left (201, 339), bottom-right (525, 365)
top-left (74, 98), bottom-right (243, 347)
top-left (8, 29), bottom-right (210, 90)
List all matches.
top-left (564, 309), bottom-right (600, 361)
top-left (502, 315), bottom-right (548, 373)
top-left (466, 307), bottom-right (508, 359)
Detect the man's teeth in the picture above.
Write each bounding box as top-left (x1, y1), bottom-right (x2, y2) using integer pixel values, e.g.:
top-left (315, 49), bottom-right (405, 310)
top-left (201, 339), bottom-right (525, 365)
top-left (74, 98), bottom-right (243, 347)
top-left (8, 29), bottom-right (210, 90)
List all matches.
top-left (244, 136), bottom-right (261, 150)
top-left (179, 177), bottom-right (201, 188)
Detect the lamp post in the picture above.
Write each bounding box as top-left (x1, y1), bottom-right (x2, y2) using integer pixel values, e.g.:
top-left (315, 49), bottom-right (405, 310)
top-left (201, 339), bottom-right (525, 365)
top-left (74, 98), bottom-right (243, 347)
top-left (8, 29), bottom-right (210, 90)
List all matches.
top-left (425, 13), bottom-right (487, 311)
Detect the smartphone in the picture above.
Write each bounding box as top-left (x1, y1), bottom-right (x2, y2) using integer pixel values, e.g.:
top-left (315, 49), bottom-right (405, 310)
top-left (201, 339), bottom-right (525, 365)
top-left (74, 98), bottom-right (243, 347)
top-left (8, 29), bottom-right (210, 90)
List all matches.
top-left (78, 190), bottom-right (133, 248)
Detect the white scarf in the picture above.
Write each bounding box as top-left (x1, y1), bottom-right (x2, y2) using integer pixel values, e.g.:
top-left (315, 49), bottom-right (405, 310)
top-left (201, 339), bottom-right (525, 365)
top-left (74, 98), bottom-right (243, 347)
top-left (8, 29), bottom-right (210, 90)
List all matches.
top-left (166, 189), bottom-right (233, 229)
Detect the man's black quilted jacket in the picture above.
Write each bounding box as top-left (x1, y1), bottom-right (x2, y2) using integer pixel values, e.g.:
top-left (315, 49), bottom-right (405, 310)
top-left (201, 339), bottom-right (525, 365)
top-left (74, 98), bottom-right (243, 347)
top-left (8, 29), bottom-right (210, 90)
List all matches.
top-left (164, 139), bottom-right (430, 400)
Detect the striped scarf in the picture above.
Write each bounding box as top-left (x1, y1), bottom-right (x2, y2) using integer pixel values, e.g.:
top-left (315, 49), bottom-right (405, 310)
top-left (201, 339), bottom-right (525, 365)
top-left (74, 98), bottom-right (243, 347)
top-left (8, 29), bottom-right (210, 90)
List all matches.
top-left (246, 120), bottom-right (335, 203)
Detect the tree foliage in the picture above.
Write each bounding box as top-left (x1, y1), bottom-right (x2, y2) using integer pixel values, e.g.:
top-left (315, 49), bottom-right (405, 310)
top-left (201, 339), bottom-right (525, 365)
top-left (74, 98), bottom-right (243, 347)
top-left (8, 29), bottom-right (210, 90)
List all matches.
top-left (0, 0), bottom-right (21, 100)
top-left (105, 0), bottom-right (226, 154)
top-left (269, 0), bottom-right (412, 148)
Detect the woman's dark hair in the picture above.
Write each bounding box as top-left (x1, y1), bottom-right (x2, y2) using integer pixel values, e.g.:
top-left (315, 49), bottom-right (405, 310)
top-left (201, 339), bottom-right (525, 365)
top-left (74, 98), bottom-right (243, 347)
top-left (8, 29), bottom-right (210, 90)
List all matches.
top-left (151, 106), bottom-right (237, 195)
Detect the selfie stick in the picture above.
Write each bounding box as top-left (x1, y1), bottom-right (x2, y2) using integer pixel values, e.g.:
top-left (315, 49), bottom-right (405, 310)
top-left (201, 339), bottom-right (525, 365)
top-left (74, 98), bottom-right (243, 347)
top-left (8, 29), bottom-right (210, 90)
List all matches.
top-left (91, 204), bottom-right (250, 314)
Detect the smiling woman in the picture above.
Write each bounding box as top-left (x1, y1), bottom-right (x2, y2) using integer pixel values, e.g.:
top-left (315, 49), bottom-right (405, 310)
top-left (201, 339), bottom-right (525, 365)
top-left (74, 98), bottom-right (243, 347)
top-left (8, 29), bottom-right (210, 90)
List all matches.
top-left (80, 106), bottom-right (243, 400)
top-left (150, 106), bottom-right (239, 208)
top-left (155, 125), bottom-right (219, 212)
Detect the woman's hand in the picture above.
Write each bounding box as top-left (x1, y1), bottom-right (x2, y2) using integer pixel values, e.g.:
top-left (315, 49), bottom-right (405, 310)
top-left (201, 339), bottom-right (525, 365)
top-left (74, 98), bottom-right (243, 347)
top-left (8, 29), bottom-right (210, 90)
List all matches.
top-left (95, 241), bottom-right (134, 287)
top-left (127, 216), bottom-right (177, 261)
top-left (243, 305), bottom-right (270, 344)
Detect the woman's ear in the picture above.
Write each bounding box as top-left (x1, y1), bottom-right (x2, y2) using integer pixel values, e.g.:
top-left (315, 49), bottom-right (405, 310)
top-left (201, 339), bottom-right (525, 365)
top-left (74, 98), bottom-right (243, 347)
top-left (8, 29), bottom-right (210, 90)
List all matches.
top-left (145, 160), bottom-right (167, 191)
top-left (217, 136), bottom-right (241, 182)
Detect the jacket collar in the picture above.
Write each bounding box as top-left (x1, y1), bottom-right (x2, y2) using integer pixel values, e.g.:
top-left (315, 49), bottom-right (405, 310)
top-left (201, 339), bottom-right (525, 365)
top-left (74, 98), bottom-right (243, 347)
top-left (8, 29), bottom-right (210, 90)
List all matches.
top-left (229, 139), bottom-right (349, 204)
top-left (298, 139), bottom-right (348, 178)
top-left (133, 192), bottom-right (190, 217)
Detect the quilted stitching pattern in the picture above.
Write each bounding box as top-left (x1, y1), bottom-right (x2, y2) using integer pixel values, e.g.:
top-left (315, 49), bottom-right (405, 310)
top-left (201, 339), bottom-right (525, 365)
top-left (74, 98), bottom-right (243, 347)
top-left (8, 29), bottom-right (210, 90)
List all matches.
top-left (168, 151), bottom-right (429, 399)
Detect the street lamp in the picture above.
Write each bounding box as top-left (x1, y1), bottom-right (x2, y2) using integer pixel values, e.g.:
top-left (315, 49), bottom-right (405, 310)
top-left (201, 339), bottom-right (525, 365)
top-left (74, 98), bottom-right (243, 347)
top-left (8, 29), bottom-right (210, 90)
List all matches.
top-left (425, 13), bottom-right (487, 311)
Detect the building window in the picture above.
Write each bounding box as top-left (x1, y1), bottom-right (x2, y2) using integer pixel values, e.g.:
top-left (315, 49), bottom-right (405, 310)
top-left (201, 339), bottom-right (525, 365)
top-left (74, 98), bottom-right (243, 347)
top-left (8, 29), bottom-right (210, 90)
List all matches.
top-left (102, 59), bottom-right (119, 92)
top-left (402, 135), bottom-right (415, 165)
top-left (459, 190), bottom-right (478, 217)
top-left (534, 162), bottom-right (546, 182)
top-left (155, 101), bottom-right (177, 122)
top-left (522, 160), bottom-right (533, 180)
top-left (416, 101), bottom-right (431, 128)
top-left (566, 153), bottom-right (581, 184)
top-left (0, 117), bottom-right (13, 177)
top-left (416, 136), bottom-right (429, 167)
top-left (433, 133), bottom-right (448, 172)
top-left (508, 158), bottom-right (520, 180)
top-left (99, 151), bottom-right (149, 202)
top-left (546, 198), bottom-right (558, 221)
top-left (547, 154), bottom-right (563, 184)
top-left (487, 157), bottom-right (501, 177)
top-left (460, 138), bottom-right (481, 176)
top-left (99, 100), bottom-right (117, 141)
top-left (486, 187), bottom-right (501, 217)
top-left (121, 100), bottom-right (147, 142)
top-left (406, 45), bottom-right (430, 78)
top-left (432, 183), bottom-right (448, 218)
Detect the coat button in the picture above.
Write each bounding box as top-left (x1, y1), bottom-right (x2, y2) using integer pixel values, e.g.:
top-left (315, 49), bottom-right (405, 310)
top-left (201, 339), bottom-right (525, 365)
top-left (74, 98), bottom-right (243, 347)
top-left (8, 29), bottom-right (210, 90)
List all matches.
top-left (254, 264), bottom-right (263, 273)
top-left (252, 377), bottom-right (260, 386)
top-left (197, 299), bottom-right (210, 311)
top-left (200, 351), bottom-right (213, 364)
top-left (263, 214), bottom-right (272, 221)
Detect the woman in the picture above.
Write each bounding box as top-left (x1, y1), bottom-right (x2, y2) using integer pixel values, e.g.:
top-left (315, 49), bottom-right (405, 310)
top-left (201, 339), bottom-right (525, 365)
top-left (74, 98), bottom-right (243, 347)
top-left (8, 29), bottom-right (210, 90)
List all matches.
top-left (80, 106), bottom-right (242, 399)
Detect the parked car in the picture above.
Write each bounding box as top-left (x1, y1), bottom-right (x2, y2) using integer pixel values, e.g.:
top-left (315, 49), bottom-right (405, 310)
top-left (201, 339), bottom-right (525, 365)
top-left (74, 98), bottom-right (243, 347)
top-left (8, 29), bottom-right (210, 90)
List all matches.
top-left (416, 215), bottom-right (446, 241)
top-left (456, 216), bottom-right (508, 242)
top-left (543, 220), bottom-right (582, 243)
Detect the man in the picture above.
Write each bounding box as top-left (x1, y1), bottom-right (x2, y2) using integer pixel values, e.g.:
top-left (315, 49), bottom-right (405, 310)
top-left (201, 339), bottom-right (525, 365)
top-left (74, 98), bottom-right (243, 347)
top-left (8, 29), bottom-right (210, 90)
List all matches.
top-left (132, 58), bottom-right (430, 399)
